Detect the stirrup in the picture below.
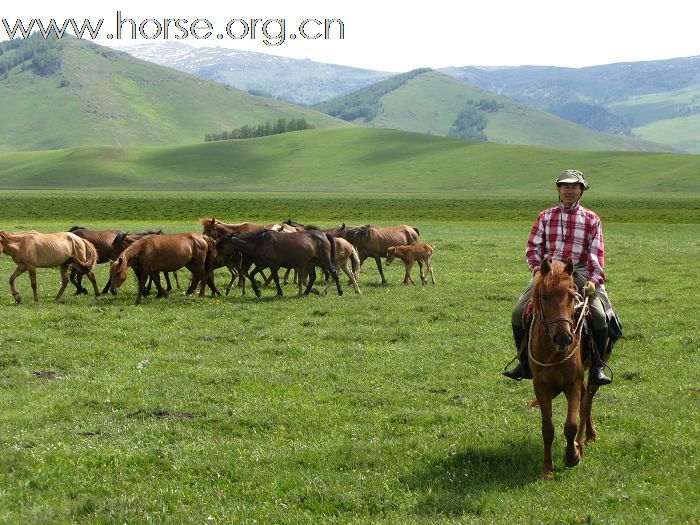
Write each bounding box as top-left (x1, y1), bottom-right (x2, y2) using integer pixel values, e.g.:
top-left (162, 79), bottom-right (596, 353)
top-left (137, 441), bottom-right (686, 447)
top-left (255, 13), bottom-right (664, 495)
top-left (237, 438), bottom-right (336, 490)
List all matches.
top-left (590, 366), bottom-right (612, 385)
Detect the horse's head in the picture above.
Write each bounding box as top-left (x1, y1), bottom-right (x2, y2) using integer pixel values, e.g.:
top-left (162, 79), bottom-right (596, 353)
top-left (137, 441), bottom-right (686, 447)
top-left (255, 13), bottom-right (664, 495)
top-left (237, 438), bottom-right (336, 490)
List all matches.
top-left (533, 258), bottom-right (578, 352)
top-left (109, 254), bottom-right (129, 294)
top-left (386, 246), bottom-right (397, 265)
top-left (200, 218), bottom-right (219, 239)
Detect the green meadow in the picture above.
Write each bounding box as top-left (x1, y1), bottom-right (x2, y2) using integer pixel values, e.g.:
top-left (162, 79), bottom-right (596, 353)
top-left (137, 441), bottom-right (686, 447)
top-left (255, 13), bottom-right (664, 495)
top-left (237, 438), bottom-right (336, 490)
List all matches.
top-left (0, 191), bottom-right (698, 524)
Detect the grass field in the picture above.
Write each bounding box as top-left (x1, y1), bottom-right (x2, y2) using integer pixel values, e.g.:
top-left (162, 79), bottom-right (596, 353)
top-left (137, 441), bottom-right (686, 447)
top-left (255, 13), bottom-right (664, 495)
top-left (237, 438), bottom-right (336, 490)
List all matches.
top-left (0, 192), bottom-right (698, 524)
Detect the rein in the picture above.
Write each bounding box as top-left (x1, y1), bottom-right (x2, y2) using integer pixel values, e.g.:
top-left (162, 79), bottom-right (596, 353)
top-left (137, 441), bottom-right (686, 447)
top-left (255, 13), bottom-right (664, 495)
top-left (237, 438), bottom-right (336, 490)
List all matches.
top-left (529, 292), bottom-right (589, 368)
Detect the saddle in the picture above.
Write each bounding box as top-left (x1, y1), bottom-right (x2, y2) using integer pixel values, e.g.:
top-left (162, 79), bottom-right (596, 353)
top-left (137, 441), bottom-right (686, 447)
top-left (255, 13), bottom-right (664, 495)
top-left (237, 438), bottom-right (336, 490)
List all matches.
top-left (521, 300), bottom-right (623, 358)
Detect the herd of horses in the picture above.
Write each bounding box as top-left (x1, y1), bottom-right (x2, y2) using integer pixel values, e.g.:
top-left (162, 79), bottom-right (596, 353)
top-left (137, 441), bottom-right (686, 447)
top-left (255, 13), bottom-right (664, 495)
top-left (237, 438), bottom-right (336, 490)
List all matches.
top-left (0, 219), bottom-right (432, 305)
top-left (0, 219), bottom-right (609, 479)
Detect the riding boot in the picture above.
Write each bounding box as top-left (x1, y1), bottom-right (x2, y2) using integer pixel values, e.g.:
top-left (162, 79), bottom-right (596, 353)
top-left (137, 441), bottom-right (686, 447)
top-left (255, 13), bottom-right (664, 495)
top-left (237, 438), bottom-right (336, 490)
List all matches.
top-left (590, 327), bottom-right (612, 385)
top-left (503, 324), bottom-right (532, 380)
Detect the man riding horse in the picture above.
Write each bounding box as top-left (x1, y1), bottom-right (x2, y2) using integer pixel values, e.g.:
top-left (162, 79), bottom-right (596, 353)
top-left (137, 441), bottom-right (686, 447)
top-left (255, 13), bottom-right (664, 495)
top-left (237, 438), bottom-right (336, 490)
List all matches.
top-left (504, 169), bottom-right (620, 385)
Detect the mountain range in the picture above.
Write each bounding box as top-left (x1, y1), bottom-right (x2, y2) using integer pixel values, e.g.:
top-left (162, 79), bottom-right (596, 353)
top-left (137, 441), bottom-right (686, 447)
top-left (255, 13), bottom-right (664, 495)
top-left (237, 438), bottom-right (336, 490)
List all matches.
top-left (117, 42), bottom-right (700, 153)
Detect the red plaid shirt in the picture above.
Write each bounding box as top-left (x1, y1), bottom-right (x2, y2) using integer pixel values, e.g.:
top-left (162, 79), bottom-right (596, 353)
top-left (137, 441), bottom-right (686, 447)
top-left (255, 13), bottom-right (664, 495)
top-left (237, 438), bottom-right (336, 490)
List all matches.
top-left (526, 201), bottom-right (606, 284)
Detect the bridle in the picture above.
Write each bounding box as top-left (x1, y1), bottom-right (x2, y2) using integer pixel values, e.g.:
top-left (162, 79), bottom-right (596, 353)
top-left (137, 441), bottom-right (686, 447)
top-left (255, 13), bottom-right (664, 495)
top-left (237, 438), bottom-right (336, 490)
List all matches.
top-left (529, 290), bottom-right (589, 368)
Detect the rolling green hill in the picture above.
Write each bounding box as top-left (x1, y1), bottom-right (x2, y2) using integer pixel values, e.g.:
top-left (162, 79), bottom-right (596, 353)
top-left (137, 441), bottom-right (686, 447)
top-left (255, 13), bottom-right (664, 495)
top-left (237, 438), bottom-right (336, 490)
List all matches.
top-left (0, 36), bottom-right (349, 152)
top-left (442, 57), bottom-right (700, 152)
top-left (0, 128), bottom-right (697, 193)
top-left (313, 70), bottom-right (673, 153)
top-left (607, 86), bottom-right (700, 152)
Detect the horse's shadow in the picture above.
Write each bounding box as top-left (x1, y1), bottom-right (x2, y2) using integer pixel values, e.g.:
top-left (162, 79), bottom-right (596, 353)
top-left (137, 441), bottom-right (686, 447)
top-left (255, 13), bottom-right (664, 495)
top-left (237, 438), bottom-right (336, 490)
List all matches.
top-left (404, 440), bottom-right (542, 516)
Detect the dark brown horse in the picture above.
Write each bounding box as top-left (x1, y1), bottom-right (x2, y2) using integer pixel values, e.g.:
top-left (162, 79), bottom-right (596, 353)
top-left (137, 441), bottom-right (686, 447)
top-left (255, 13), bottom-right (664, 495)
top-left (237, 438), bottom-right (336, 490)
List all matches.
top-left (334, 224), bottom-right (420, 285)
top-left (67, 226), bottom-right (124, 294)
top-left (529, 258), bottom-right (608, 478)
top-left (109, 233), bottom-right (214, 305)
top-left (0, 230), bottom-right (98, 303)
top-left (216, 229), bottom-right (342, 298)
top-left (200, 218), bottom-right (294, 293)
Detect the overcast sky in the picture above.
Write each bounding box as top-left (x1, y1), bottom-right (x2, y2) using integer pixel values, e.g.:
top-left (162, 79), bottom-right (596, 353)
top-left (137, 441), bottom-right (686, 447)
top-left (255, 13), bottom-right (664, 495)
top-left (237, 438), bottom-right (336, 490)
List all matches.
top-left (4, 0), bottom-right (699, 72)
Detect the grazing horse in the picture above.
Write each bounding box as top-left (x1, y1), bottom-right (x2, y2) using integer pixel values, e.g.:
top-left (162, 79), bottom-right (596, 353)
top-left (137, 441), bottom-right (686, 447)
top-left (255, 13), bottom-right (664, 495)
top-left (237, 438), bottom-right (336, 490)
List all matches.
top-left (0, 230), bottom-right (99, 303)
top-left (529, 258), bottom-right (608, 479)
top-left (386, 243), bottom-right (436, 285)
top-left (111, 231), bottom-right (181, 294)
top-left (216, 229), bottom-right (342, 298)
top-left (334, 224), bottom-right (420, 285)
top-left (109, 233), bottom-right (214, 305)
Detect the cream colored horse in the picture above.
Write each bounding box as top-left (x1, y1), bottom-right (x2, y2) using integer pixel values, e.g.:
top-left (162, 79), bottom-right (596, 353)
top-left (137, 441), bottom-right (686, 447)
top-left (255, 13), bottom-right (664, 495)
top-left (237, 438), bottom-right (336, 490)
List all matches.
top-left (0, 230), bottom-right (99, 303)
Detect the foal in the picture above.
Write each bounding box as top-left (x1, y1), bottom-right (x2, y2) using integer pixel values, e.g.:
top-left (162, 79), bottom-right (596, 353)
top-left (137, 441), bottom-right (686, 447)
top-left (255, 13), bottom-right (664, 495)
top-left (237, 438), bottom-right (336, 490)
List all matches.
top-left (385, 243), bottom-right (436, 285)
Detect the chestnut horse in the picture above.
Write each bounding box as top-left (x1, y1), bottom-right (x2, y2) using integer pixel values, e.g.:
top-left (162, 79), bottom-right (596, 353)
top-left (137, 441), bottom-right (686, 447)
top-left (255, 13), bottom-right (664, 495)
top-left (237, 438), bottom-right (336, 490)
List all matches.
top-left (109, 233), bottom-right (214, 305)
top-left (215, 229), bottom-right (342, 298)
top-left (0, 230), bottom-right (99, 303)
top-left (529, 258), bottom-right (606, 478)
top-left (334, 224), bottom-right (420, 285)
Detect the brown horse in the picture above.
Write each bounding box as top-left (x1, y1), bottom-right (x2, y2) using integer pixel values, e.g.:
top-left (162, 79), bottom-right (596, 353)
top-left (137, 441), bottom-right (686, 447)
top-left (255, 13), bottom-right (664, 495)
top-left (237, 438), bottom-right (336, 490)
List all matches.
top-left (109, 233), bottom-right (213, 305)
top-left (111, 231), bottom-right (181, 294)
top-left (334, 224), bottom-right (420, 285)
top-left (529, 258), bottom-right (607, 478)
top-left (216, 229), bottom-right (342, 298)
top-left (0, 230), bottom-right (99, 303)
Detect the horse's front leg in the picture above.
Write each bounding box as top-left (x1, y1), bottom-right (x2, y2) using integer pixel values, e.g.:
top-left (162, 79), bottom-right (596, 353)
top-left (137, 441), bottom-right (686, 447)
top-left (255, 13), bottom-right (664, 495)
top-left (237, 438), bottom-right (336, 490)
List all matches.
top-left (534, 379), bottom-right (555, 479)
top-left (404, 261), bottom-right (415, 285)
top-left (375, 257), bottom-right (387, 285)
top-left (135, 271), bottom-right (148, 305)
top-left (152, 273), bottom-right (169, 298)
top-left (55, 264), bottom-right (69, 302)
top-left (564, 381), bottom-right (583, 467)
top-left (9, 266), bottom-right (26, 303)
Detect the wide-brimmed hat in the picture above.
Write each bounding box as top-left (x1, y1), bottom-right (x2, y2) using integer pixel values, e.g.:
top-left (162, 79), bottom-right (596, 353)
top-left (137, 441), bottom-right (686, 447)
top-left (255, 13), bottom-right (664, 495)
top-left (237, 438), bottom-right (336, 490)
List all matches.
top-left (556, 169), bottom-right (589, 190)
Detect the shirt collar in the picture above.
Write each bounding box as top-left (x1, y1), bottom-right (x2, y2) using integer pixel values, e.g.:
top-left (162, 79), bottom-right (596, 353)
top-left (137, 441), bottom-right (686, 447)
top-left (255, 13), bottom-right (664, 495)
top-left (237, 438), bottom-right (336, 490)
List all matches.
top-left (559, 200), bottom-right (581, 213)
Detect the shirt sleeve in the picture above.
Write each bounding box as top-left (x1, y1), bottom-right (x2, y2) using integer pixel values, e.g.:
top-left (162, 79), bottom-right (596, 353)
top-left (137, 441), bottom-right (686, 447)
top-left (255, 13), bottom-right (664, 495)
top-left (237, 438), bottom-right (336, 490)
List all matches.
top-left (587, 216), bottom-right (606, 284)
top-left (526, 212), bottom-right (546, 274)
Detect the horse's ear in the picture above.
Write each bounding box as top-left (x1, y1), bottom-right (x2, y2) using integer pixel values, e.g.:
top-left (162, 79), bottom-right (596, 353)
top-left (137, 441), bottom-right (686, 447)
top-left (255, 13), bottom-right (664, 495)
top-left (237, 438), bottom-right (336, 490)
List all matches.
top-left (387, 246), bottom-right (395, 253)
top-left (564, 258), bottom-right (574, 275)
top-left (541, 259), bottom-right (551, 275)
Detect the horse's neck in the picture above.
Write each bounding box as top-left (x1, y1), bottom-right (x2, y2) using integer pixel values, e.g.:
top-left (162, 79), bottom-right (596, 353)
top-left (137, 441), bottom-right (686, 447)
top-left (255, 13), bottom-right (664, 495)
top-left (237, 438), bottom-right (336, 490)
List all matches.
top-left (0, 237), bottom-right (21, 257)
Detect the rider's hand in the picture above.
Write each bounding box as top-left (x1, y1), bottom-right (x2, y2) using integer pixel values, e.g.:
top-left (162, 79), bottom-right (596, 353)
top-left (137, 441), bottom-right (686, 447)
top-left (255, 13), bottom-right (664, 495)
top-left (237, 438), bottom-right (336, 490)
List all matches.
top-left (584, 281), bottom-right (596, 296)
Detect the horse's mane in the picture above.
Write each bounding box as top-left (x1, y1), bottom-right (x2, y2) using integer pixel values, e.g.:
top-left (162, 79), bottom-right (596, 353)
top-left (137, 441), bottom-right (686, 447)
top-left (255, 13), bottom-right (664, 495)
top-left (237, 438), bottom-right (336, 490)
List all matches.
top-left (532, 261), bottom-right (575, 312)
top-left (283, 218), bottom-right (305, 228)
top-left (340, 224), bottom-right (374, 243)
top-left (218, 228), bottom-right (275, 249)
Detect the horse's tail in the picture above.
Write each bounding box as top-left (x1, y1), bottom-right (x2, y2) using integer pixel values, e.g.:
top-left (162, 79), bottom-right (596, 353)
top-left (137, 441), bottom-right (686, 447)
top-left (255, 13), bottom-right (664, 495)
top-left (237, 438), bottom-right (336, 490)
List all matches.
top-left (411, 225), bottom-right (420, 240)
top-left (349, 246), bottom-right (361, 281)
top-left (325, 233), bottom-right (338, 273)
top-left (203, 235), bottom-right (217, 275)
top-left (71, 237), bottom-right (98, 274)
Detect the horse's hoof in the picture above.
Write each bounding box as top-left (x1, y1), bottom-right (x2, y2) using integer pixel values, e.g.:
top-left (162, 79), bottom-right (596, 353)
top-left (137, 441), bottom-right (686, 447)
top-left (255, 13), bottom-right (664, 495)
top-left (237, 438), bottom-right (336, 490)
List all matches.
top-left (564, 451), bottom-right (581, 468)
top-left (542, 470), bottom-right (554, 480)
top-left (13, 295), bottom-right (21, 304)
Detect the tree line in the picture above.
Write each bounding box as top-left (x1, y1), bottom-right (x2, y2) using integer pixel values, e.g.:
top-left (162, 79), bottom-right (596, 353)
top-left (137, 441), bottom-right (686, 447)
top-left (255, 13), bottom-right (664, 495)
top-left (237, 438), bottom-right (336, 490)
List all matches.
top-left (0, 33), bottom-right (63, 76)
top-left (312, 68), bottom-right (432, 122)
top-left (204, 118), bottom-right (314, 142)
top-left (447, 99), bottom-right (502, 141)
